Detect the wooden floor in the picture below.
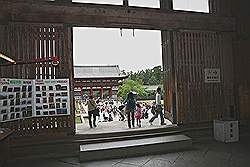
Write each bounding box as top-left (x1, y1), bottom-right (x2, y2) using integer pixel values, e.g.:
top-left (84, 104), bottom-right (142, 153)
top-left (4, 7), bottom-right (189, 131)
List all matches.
top-left (7, 135), bottom-right (250, 167)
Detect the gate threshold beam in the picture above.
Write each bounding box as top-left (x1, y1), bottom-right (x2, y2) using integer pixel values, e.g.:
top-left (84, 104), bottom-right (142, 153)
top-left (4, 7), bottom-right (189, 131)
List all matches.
top-left (0, 1), bottom-right (235, 31)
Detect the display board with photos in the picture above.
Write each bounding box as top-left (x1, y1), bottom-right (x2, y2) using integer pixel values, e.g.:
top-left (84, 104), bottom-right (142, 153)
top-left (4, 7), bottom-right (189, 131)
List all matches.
top-left (0, 78), bottom-right (34, 122)
top-left (0, 78), bottom-right (70, 122)
top-left (34, 79), bottom-right (70, 117)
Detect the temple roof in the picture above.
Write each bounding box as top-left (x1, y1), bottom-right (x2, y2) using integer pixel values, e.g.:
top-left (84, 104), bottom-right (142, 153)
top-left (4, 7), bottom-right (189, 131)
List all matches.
top-left (74, 65), bottom-right (127, 79)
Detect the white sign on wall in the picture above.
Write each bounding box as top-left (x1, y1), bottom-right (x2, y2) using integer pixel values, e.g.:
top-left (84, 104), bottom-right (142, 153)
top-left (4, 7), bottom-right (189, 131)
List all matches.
top-left (204, 68), bottom-right (221, 83)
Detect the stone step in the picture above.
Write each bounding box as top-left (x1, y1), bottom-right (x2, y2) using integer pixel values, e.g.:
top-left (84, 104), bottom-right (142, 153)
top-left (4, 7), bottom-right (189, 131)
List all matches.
top-left (80, 134), bottom-right (192, 162)
top-left (76, 124), bottom-right (178, 140)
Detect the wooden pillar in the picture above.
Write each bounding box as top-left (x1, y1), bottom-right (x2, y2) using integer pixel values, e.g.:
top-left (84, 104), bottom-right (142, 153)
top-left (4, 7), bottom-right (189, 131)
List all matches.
top-left (209, 0), bottom-right (232, 16)
top-left (80, 87), bottom-right (83, 97)
top-left (161, 30), bottom-right (177, 124)
top-left (109, 87), bottom-right (113, 98)
top-left (209, 0), bottom-right (216, 14)
top-left (159, 0), bottom-right (178, 124)
top-left (160, 0), bottom-right (173, 10)
top-left (100, 87), bottom-right (104, 99)
top-left (89, 87), bottom-right (93, 96)
top-left (123, 0), bottom-right (128, 6)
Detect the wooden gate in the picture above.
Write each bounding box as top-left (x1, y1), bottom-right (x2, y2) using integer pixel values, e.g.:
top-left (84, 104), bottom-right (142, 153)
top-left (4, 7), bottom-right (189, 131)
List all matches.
top-left (162, 30), bottom-right (235, 124)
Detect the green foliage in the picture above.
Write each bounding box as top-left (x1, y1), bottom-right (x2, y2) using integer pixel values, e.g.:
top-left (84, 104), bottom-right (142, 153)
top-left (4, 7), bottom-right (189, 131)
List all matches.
top-left (117, 80), bottom-right (148, 100)
top-left (128, 66), bottom-right (163, 85)
top-left (118, 66), bottom-right (164, 100)
top-left (75, 116), bottom-right (82, 124)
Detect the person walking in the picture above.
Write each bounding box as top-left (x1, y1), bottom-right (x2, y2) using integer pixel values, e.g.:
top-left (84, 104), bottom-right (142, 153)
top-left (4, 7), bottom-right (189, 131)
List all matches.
top-left (87, 95), bottom-right (97, 128)
top-left (125, 91), bottom-right (136, 128)
top-left (149, 87), bottom-right (166, 125)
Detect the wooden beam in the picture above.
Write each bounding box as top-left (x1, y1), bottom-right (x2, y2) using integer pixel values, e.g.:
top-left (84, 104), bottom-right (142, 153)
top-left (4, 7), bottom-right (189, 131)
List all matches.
top-left (0, 1), bottom-right (235, 31)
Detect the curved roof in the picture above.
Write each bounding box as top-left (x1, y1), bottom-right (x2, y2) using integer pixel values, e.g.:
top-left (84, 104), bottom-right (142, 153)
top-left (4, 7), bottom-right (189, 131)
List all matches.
top-left (74, 65), bottom-right (127, 79)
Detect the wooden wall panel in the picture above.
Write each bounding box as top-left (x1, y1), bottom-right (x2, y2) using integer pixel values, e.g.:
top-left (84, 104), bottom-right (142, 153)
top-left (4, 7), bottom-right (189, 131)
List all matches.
top-left (231, 0), bottom-right (250, 122)
top-left (209, 0), bottom-right (232, 16)
top-left (161, 30), bottom-right (176, 122)
top-left (0, 24), bottom-right (8, 76)
top-left (239, 85), bottom-right (250, 120)
top-left (0, 23), bottom-right (74, 137)
top-left (164, 30), bottom-right (235, 124)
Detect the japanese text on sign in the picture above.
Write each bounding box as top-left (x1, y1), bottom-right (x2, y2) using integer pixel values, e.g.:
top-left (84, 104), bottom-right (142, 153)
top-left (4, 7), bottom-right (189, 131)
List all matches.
top-left (204, 68), bottom-right (221, 83)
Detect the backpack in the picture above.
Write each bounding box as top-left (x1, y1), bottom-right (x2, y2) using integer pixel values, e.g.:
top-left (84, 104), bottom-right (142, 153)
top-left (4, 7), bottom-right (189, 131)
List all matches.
top-left (126, 99), bottom-right (135, 111)
top-left (151, 105), bottom-right (156, 115)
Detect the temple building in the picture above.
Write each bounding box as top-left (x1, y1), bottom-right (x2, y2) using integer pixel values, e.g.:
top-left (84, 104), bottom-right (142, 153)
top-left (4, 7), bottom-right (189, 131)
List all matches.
top-left (74, 65), bottom-right (128, 99)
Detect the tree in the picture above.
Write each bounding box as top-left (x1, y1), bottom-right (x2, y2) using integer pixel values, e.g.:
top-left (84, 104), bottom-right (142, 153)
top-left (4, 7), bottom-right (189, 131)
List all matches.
top-left (117, 79), bottom-right (147, 100)
top-left (127, 65), bottom-right (163, 85)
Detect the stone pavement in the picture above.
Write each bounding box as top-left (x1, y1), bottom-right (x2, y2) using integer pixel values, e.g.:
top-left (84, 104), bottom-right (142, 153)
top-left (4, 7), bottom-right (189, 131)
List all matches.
top-left (6, 135), bottom-right (250, 167)
top-left (76, 110), bottom-right (172, 134)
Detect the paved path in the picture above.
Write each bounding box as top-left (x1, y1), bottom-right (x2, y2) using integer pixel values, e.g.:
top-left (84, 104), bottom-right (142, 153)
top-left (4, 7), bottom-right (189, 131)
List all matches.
top-left (76, 110), bottom-right (172, 134)
top-left (6, 135), bottom-right (250, 167)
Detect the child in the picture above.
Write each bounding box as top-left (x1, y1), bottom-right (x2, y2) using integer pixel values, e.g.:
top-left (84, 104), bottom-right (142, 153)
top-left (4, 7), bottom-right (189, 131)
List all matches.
top-left (135, 103), bottom-right (142, 127)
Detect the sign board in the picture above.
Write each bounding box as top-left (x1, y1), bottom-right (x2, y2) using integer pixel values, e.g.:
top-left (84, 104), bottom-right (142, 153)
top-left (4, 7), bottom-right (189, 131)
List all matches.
top-left (0, 78), bottom-right (34, 122)
top-left (34, 79), bottom-right (70, 117)
top-left (0, 78), bottom-right (70, 122)
top-left (204, 68), bottom-right (221, 83)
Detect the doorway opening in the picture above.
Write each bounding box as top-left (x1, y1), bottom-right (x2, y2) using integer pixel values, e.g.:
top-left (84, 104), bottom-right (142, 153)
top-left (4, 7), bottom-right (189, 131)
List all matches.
top-left (73, 27), bottom-right (172, 134)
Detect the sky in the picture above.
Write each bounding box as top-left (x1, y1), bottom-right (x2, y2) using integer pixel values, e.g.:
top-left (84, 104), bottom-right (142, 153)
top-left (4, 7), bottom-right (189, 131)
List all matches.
top-left (73, 0), bottom-right (209, 72)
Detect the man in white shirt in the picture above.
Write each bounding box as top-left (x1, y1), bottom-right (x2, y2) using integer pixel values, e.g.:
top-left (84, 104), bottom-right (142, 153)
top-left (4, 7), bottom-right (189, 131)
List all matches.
top-left (149, 87), bottom-right (166, 125)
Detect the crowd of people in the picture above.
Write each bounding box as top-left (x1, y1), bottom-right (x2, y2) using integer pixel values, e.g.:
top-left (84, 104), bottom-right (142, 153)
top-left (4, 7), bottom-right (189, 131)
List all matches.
top-left (85, 87), bottom-right (166, 129)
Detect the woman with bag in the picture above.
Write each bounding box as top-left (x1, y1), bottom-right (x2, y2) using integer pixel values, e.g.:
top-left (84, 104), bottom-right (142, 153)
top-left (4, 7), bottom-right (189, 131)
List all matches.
top-left (124, 91), bottom-right (136, 128)
top-left (87, 95), bottom-right (97, 128)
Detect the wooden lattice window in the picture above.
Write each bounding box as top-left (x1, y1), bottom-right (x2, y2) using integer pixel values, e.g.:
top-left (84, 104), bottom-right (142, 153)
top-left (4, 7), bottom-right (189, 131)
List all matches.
top-left (35, 27), bottom-right (59, 79)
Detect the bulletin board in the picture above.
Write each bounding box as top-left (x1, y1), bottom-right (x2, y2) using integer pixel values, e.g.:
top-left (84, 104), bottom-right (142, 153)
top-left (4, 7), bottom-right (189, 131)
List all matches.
top-left (34, 79), bottom-right (70, 117)
top-left (0, 78), bottom-right (33, 122)
top-left (0, 78), bottom-right (70, 122)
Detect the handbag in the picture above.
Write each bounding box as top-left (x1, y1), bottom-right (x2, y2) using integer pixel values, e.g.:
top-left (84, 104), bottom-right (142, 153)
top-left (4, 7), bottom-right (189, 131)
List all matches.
top-left (94, 108), bottom-right (100, 116)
